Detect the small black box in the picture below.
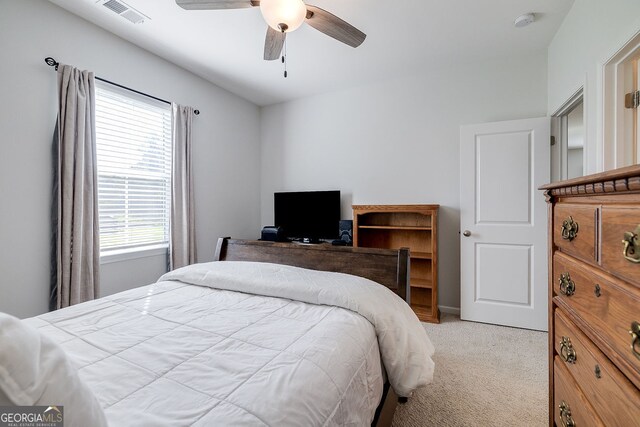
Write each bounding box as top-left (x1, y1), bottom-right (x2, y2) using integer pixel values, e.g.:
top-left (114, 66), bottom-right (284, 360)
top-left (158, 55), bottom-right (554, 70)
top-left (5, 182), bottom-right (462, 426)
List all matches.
top-left (261, 226), bottom-right (287, 242)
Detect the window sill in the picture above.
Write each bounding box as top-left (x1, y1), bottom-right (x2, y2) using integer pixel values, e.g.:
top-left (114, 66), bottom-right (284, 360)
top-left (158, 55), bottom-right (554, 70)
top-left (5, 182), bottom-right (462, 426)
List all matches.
top-left (100, 245), bottom-right (168, 265)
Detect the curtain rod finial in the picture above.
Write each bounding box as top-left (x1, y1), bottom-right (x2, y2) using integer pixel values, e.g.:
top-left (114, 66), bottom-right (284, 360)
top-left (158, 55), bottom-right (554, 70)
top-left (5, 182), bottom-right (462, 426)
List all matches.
top-left (194, 109), bottom-right (200, 115)
top-left (45, 57), bottom-right (59, 70)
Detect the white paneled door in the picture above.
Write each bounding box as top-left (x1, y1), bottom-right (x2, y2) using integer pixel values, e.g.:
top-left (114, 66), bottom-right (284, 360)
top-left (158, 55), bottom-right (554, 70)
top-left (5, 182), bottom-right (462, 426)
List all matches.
top-left (460, 118), bottom-right (550, 331)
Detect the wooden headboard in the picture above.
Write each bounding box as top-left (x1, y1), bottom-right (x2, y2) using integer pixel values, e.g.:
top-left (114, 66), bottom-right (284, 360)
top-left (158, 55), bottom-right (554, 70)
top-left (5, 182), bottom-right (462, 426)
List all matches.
top-left (214, 238), bottom-right (410, 302)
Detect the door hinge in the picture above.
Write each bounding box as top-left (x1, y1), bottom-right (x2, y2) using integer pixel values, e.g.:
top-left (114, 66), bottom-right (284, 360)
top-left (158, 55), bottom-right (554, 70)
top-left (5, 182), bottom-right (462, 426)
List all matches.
top-left (550, 136), bottom-right (556, 146)
top-left (625, 90), bottom-right (640, 109)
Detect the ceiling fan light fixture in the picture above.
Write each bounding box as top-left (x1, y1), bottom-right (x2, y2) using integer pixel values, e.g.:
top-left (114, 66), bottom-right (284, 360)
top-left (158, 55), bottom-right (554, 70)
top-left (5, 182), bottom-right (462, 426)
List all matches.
top-left (259, 0), bottom-right (307, 32)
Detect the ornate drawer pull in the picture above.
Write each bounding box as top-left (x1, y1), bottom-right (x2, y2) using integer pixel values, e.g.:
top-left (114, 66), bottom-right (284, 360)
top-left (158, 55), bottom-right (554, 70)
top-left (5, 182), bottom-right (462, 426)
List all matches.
top-left (559, 273), bottom-right (576, 297)
top-left (559, 401), bottom-right (576, 427)
top-left (560, 336), bottom-right (577, 364)
top-left (622, 225), bottom-right (640, 263)
top-left (630, 321), bottom-right (640, 361)
top-left (561, 216), bottom-right (579, 241)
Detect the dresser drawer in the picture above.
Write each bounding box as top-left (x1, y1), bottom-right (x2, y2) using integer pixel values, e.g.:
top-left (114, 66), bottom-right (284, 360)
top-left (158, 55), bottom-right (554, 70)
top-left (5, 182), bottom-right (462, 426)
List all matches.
top-left (554, 308), bottom-right (640, 426)
top-left (554, 357), bottom-right (604, 427)
top-left (554, 204), bottom-right (598, 264)
top-left (601, 206), bottom-right (640, 288)
top-left (553, 252), bottom-right (640, 389)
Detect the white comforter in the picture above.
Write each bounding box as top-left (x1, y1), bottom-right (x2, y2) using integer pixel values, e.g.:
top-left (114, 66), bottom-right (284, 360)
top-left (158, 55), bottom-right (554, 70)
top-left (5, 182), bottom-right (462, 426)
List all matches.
top-left (26, 261), bottom-right (434, 426)
top-left (160, 261), bottom-right (435, 397)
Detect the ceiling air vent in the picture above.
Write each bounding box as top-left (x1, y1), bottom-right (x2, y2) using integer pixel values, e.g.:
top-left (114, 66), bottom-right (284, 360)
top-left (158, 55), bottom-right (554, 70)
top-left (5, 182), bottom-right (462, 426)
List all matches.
top-left (100, 0), bottom-right (148, 24)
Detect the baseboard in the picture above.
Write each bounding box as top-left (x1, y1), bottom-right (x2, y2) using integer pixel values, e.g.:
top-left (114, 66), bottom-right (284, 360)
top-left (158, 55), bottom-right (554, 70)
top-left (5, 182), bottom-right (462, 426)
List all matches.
top-left (438, 305), bottom-right (460, 316)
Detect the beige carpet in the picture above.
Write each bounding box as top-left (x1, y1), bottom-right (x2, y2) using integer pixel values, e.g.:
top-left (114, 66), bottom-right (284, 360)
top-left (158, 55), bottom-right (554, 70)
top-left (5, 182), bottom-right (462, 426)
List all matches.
top-left (392, 314), bottom-right (548, 426)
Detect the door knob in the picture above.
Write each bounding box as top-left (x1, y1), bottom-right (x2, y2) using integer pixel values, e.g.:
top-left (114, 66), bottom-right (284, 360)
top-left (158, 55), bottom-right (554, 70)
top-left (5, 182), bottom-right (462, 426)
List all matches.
top-left (463, 230), bottom-right (471, 237)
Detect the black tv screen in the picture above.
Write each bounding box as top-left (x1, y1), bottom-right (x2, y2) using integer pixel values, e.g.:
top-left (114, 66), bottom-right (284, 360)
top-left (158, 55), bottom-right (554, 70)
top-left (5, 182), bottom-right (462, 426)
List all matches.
top-left (274, 191), bottom-right (340, 241)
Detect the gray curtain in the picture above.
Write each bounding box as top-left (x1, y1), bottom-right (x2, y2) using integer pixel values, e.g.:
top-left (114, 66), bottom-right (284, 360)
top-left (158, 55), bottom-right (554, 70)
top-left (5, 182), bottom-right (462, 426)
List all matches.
top-left (54, 64), bottom-right (100, 309)
top-left (170, 103), bottom-right (196, 270)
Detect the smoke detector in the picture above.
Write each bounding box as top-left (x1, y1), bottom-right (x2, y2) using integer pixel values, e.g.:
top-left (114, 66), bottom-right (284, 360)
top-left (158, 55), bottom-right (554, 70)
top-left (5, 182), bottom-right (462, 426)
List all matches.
top-left (99, 0), bottom-right (149, 24)
top-left (514, 13), bottom-right (535, 28)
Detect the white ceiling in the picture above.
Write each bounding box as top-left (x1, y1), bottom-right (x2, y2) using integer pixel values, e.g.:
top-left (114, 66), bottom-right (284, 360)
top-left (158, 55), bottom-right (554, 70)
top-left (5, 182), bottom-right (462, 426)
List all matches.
top-left (47, 0), bottom-right (574, 106)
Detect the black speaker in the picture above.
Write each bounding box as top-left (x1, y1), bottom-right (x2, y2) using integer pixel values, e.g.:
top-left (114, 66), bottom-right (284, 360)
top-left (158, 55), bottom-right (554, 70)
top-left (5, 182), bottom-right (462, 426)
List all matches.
top-left (339, 220), bottom-right (353, 244)
top-left (261, 226), bottom-right (287, 242)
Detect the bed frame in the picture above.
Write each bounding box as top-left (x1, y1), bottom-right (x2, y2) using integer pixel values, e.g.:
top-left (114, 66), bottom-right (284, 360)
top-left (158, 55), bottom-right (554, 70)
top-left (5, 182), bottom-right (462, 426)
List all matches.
top-left (213, 238), bottom-right (410, 427)
top-left (214, 238), bottom-right (410, 302)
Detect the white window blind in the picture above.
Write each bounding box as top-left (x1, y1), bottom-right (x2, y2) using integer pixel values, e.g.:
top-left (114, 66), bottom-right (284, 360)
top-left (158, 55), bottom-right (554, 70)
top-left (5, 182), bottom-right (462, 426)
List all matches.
top-left (95, 82), bottom-right (172, 253)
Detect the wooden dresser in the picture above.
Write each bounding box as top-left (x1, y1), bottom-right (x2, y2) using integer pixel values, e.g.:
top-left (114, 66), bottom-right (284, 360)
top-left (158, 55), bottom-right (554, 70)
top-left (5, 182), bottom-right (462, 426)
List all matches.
top-left (541, 166), bottom-right (640, 427)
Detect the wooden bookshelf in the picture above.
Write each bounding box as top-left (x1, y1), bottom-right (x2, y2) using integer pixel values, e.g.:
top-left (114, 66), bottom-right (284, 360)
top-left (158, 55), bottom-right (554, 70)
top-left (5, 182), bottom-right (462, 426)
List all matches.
top-left (353, 204), bottom-right (440, 323)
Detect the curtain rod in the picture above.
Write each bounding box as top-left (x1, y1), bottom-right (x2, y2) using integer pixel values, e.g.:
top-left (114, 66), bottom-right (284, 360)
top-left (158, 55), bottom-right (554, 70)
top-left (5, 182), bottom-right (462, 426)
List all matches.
top-left (45, 57), bottom-right (200, 115)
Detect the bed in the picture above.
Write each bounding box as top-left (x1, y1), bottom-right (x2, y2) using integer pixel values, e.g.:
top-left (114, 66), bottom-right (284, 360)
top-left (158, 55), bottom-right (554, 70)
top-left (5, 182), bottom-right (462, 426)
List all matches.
top-left (8, 238), bottom-right (435, 426)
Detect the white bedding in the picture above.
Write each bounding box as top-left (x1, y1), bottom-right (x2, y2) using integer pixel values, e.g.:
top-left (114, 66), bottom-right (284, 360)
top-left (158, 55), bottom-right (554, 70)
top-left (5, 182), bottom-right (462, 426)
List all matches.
top-left (25, 261), bottom-right (434, 426)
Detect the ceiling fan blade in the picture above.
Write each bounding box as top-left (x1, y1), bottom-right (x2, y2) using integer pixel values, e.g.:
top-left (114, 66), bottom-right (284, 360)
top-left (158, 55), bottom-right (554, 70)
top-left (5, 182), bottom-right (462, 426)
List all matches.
top-left (305, 5), bottom-right (366, 48)
top-left (264, 27), bottom-right (286, 61)
top-left (175, 0), bottom-right (259, 10)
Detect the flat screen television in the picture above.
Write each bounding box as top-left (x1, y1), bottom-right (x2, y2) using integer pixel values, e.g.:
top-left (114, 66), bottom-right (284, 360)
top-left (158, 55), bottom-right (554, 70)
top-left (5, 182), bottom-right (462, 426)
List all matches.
top-left (274, 190), bottom-right (340, 243)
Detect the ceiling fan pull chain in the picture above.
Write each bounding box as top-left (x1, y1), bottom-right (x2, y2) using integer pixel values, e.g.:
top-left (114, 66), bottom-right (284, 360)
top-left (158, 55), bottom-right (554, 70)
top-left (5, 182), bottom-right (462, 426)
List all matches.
top-left (283, 35), bottom-right (288, 78)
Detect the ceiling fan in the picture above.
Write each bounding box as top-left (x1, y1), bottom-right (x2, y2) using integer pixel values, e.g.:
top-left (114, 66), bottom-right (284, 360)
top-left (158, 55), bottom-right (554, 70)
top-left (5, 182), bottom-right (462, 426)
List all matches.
top-left (175, 0), bottom-right (366, 62)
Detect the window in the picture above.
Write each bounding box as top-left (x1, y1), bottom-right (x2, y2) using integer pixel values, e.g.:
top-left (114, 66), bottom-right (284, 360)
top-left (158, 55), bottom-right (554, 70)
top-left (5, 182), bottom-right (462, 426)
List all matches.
top-left (95, 82), bottom-right (172, 255)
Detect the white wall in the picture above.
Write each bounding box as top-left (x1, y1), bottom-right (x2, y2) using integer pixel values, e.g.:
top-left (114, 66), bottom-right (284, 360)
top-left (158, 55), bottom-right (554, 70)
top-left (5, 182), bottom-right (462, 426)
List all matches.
top-left (0, 0), bottom-right (261, 318)
top-left (547, 0), bottom-right (640, 173)
top-left (260, 52), bottom-right (548, 310)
